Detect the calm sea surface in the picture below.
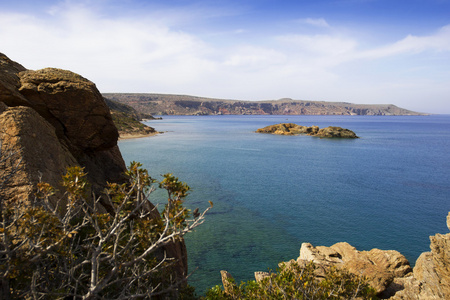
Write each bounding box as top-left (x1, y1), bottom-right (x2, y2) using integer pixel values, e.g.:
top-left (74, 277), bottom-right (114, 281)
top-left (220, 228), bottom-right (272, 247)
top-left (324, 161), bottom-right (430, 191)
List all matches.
top-left (118, 115), bottom-right (450, 294)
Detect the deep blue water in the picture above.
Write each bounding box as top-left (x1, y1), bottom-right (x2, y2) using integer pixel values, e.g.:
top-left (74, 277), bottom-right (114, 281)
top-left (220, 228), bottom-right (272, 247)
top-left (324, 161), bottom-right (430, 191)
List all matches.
top-left (118, 115), bottom-right (450, 294)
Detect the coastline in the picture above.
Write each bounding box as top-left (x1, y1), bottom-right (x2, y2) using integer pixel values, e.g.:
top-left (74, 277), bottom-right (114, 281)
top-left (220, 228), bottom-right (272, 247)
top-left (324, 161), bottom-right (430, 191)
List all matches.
top-left (118, 131), bottom-right (161, 140)
top-left (118, 114), bottom-right (450, 294)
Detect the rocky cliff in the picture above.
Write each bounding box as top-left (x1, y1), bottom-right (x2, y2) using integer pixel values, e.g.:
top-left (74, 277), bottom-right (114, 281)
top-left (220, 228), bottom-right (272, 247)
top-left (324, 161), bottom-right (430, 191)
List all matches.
top-left (0, 53), bottom-right (186, 281)
top-left (103, 93), bottom-right (425, 116)
top-left (0, 53), bottom-right (124, 205)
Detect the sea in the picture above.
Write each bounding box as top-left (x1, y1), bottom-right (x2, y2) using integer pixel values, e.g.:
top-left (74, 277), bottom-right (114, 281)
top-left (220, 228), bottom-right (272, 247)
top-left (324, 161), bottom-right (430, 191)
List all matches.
top-left (118, 114), bottom-right (450, 294)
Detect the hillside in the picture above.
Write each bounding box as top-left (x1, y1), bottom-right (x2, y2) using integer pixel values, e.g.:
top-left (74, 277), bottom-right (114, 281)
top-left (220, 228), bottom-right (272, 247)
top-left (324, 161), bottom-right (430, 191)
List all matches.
top-left (102, 93), bottom-right (425, 116)
top-left (104, 98), bottom-right (160, 139)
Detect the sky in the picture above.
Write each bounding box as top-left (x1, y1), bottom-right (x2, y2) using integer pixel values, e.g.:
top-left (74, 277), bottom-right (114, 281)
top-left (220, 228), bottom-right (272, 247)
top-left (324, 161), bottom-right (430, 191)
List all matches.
top-left (1, 0), bottom-right (450, 113)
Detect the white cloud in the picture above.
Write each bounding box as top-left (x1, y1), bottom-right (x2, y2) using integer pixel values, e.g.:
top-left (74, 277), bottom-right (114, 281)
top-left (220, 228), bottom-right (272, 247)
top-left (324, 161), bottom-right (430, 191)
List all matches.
top-left (223, 46), bottom-right (286, 68)
top-left (0, 1), bottom-right (449, 113)
top-left (276, 34), bottom-right (357, 58)
top-left (0, 2), bottom-right (217, 91)
top-left (358, 25), bottom-right (450, 59)
top-left (299, 18), bottom-right (330, 28)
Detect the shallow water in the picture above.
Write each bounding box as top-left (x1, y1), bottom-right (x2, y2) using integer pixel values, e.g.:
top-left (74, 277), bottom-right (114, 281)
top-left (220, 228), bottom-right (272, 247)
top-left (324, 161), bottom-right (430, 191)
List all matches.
top-left (119, 115), bottom-right (450, 294)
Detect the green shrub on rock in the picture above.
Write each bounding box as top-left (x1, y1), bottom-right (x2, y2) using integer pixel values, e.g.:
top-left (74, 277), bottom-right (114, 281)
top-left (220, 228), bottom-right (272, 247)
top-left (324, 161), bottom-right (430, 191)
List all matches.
top-left (205, 261), bottom-right (377, 300)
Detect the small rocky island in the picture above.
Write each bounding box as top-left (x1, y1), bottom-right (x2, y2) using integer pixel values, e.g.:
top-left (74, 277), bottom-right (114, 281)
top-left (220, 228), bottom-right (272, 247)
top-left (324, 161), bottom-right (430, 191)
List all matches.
top-left (256, 123), bottom-right (359, 138)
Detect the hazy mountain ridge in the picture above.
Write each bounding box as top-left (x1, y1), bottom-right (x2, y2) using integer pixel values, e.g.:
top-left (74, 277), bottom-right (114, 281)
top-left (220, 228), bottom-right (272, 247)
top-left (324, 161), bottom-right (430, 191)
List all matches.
top-left (103, 93), bottom-right (425, 116)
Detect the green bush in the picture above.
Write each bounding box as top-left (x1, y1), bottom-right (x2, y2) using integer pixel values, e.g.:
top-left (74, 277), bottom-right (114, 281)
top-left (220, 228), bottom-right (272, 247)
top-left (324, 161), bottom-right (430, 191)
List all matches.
top-left (0, 161), bottom-right (211, 299)
top-left (204, 261), bottom-right (377, 300)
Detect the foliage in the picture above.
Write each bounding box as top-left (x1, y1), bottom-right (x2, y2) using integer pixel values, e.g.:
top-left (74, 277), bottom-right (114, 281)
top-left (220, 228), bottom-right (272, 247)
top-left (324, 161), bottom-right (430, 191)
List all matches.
top-left (204, 261), bottom-right (377, 300)
top-left (0, 160), bottom-right (211, 299)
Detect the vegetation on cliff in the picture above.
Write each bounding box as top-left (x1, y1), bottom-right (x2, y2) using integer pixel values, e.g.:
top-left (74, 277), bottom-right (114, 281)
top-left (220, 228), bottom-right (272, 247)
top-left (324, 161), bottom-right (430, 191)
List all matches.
top-left (0, 159), bottom-right (210, 299)
top-left (206, 261), bottom-right (377, 299)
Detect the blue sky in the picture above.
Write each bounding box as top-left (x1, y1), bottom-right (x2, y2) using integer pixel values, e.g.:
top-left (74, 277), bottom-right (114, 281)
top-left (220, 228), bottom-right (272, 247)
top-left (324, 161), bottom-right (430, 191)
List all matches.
top-left (1, 0), bottom-right (450, 113)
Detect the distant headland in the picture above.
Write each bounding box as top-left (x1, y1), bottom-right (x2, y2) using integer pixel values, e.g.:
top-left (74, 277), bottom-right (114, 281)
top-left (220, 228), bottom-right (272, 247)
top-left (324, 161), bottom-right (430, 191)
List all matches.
top-left (103, 93), bottom-right (426, 116)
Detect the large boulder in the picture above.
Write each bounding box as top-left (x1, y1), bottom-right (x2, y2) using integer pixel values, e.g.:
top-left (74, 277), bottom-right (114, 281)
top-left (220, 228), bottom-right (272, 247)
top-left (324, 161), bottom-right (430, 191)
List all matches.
top-left (312, 126), bottom-right (359, 138)
top-left (0, 54), bottom-right (125, 200)
top-left (0, 53), bottom-right (30, 107)
top-left (256, 123), bottom-right (310, 135)
top-left (17, 68), bottom-right (126, 192)
top-left (297, 242), bottom-right (412, 297)
top-left (18, 68), bottom-right (119, 151)
top-left (0, 106), bottom-right (77, 205)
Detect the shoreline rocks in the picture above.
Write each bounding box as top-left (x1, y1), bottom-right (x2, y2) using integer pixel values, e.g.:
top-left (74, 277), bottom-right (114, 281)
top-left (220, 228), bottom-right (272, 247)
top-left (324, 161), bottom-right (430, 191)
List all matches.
top-left (296, 242), bottom-right (412, 297)
top-left (256, 123), bottom-right (359, 138)
top-left (390, 211), bottom-right (450, 299)
top-left (241, 212), bottom-right (450, 299)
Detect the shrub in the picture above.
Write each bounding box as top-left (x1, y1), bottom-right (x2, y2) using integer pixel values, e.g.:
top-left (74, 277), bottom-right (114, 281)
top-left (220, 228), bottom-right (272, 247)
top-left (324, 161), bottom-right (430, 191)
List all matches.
top-left (0, 161), bottom-right (211, 299)
top-left (204, 261), bottom-right (377, 300)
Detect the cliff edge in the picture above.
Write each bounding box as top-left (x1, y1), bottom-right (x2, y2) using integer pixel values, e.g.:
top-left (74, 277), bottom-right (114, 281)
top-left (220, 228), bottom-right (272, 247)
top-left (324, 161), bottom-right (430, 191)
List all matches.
top-left (0, 53), bottom-right (187, 283)
top-left (0, 53), bottom-right (124, 205)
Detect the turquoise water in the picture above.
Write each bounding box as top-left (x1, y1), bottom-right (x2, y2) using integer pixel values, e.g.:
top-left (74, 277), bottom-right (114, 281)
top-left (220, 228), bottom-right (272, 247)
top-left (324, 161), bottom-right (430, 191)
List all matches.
top-left (118, 115), bottom-right (450, 294)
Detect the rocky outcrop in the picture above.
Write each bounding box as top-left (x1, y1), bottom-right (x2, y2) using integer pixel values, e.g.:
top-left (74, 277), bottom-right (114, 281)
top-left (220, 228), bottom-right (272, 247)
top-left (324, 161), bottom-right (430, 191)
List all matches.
top-left (220, 270), bottom-right (235, 295)
top-left (219, 216), bottom-right (449, 299)
top-left (103, 93), bottom-right (425, 116)
top-left (256, 123), bottom-right (359, 138)
top-left (256, 123), bottom-right (319, 135)
top-left (290, 213), bottom-right (450, 299)
top-left (314, 126), bottom-right (359, 138)
top-left (0, 53), bottom-right (187, 281)
top-left (0, 106), bottom-right (77, 205)
top-left (0, 59), bottom-right (126, 204)
top-left (391, 212), bottom-right (450, 300)
top-left (296, 242), bottom-right (412, 297)
top-left (0, 53), bottom-right (29, 107)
